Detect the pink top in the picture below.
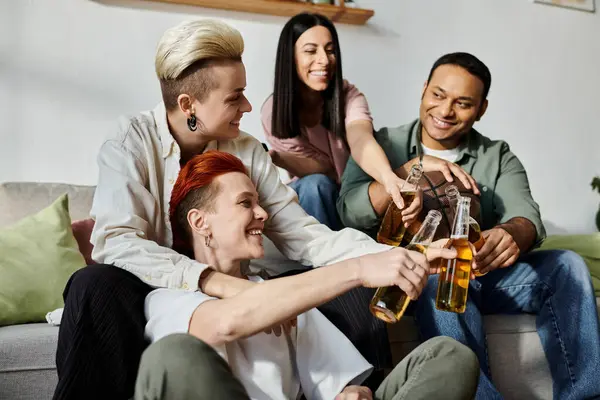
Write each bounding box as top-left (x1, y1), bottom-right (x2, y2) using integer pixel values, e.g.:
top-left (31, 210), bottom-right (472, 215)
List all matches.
top-left (261, 80), bottom-right (372, 184)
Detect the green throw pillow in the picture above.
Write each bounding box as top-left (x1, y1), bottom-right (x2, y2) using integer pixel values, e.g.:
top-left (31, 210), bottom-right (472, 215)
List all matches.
top-left (0, 193), bottom-right (86, 326)
top-left (538, 234), bottom-right (600, 296)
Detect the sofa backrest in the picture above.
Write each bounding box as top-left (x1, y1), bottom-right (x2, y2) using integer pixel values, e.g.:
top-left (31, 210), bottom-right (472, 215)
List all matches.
top-left (0, 182), bottom-right (96, 228)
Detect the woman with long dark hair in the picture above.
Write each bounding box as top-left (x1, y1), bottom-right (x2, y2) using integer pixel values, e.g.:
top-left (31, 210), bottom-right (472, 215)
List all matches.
top-left (262, 13), bottom-right (421, 230)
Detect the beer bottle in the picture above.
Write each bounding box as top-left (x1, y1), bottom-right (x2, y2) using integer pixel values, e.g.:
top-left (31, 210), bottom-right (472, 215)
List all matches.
top-left (370, 209), bottom-right (442, 323)
top-left (469, 218), bottom-right (487, 277)
top-left (445, 185), bottom-right (487, 277)
top-left (445, 185), bottom-right (461, 226)
top-left (468, 219), bottom-right (485, 251)
top-left (376, 165), bottom-right (423, 246)
top-left (429, 184), bottom-right (461, 273)
top-left (435, 197), bottom-right (473, 313)
top-left (398, 219), bottom-right (421, 248)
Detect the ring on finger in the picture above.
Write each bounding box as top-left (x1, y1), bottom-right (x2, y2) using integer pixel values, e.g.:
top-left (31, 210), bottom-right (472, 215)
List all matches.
top-left (408, 263), bottom-right (416, 271)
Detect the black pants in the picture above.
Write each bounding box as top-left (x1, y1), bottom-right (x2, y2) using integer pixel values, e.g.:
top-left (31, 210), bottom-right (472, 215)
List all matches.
top-left (54, 265), bottom-right (391, 400)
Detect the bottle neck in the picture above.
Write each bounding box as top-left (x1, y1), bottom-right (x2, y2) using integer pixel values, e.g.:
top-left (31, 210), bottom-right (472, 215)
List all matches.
top-left (451, 200), bottom-right (471, 238)
top-left (403, 165), bottom-right (423, 191)
top-left (409, 217), bottom-right (440, 246)
top-left (447, 194), bottom-right (460, 227)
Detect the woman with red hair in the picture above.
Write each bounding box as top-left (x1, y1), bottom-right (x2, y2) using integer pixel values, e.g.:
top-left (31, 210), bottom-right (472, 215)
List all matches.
top-left (137, 150), bottom-right (479, 400)
top-left (168, 150), bottom-right (250, 259)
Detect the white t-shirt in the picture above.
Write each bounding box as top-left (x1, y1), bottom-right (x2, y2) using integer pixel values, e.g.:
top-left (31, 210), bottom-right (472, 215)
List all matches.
top-left (421, 143), bottom-right (460, 163)
top-left (145, 275), bottom-right (373, 400)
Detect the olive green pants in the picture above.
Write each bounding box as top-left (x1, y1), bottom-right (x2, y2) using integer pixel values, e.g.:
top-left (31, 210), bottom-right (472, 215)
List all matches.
top-left (135, 334), bottom-right (479, 400)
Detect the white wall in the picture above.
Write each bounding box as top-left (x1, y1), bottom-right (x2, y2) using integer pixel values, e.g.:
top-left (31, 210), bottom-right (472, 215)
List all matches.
top-left (1, 0), bottom-right (599, 234)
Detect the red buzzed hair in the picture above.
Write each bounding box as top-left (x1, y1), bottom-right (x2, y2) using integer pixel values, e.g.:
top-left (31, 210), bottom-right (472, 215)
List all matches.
top-left (169, 150), bottom-right (247, 256)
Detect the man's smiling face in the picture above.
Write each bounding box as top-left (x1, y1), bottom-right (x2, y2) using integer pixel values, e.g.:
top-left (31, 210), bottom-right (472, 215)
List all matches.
top-left (419, 64), bottom-right (488, 150)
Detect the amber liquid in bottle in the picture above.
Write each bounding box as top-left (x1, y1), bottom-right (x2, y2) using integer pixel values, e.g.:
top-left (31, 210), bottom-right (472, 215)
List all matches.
top-left (376, 191), bottom-right (416, 246)
top-left (376, 164), bottom-right (423, 247)
top-left (435, 196), bottom-right (473, 313)
top-left (468, 218), bottom-right (487, 277)
top-left (435, 237), bottom-right (473, 313)
top-left (369, 243), bottom-right (426, 323)
top-left (443, 185), bottom-right (486, 277)
top-left (371, 209), bottom-right (442, 323)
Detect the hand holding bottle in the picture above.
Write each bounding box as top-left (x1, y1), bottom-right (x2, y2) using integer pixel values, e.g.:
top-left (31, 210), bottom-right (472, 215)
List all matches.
top-left (473, 227), bottom-right (520, 275)
top-left (369, 210), bottom-right (456, 323)
top-left (381, 171), bottom-right (423, 227)
top-left (428, 238), bottom-right (478, 280)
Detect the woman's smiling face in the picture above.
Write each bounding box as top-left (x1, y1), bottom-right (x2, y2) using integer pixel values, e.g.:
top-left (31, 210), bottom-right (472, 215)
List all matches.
top-left (294, 25), bottom-right (337, 92)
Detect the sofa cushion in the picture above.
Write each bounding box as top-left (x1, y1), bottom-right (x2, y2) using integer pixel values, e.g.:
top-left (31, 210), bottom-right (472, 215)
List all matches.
top-left (0, 323), bottom-right (59, 399)
top-left (0, 182), bottom-right (95, 229)
top-left (0, 323), bottom-right (58, 372)
top-left (0, 194), bottom-right (86, 326)
top-left (486, 330), bottom-right (552, 400)
top-left (386, 314), bottom-right (552, 400)
top-left (538, 234), bottom-right (600, 296)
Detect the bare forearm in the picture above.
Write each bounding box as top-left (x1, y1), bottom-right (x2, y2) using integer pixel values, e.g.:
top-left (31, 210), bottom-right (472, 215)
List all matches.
top-left (218, 261), bottom-right (361, 341)
top-left (497, 217), bottom-right (537, 252)
top-left (349, 130), bottom-right (395, 185)
top-left (200, 270), bottom-right (254, 299)
top-left (276, 152), bottom-right (334, 178)
top-left (368, 181), bottom-right (391, 216)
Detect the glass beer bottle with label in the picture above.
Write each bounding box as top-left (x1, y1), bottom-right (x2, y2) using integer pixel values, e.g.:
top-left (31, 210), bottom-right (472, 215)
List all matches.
top-left (376, 165), bottom-right (423, 246)
top-left (370, 209), bottom-right (442, 323)
top-left (435, 197), bottom-right (473, 313)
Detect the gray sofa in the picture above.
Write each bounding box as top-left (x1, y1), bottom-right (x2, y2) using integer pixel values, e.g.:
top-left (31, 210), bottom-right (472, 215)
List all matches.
top-left (0, 182), bottom-right (95, 400)
top-left (1, 181), bottom-right (598, 399)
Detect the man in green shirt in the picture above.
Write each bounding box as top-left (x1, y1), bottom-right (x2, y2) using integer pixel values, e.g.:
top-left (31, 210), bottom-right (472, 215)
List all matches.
top-left (337, 52), bottom-right (600, 400)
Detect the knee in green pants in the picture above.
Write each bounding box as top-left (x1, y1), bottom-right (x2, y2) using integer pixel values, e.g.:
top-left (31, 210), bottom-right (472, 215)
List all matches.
top-left (134, 334), bottom-right (249, 400)
top-left (375, 336), bottom-right (479, 400)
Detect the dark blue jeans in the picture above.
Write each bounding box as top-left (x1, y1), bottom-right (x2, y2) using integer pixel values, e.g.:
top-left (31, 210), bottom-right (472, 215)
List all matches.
top-left (414, 249), bottom-right (600, 400)
top-left (289, 173), bottom-right (342, 231)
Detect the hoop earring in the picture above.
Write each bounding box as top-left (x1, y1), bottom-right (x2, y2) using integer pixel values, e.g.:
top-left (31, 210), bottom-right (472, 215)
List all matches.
top-left (204, 235), bottom-right (211, 247)
top-left (187, 114), bottom-right (197, 132)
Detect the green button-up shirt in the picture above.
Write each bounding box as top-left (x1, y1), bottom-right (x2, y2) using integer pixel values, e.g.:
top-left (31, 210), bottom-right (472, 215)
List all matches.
top-left (337, 119), bottom-right (546, 245)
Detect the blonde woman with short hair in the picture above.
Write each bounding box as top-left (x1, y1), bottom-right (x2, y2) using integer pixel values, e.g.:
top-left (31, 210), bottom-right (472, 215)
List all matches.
top-left (55, 19), bottom-right (432, 400)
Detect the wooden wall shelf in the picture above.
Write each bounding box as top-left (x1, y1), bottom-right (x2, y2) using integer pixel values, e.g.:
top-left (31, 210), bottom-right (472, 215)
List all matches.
top-left (148, 0), bottom-right (375, 25)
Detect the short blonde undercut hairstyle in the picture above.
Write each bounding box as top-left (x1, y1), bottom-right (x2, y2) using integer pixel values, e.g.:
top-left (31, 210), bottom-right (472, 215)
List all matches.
top-left (155, 19), bottom-right (244, 110)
